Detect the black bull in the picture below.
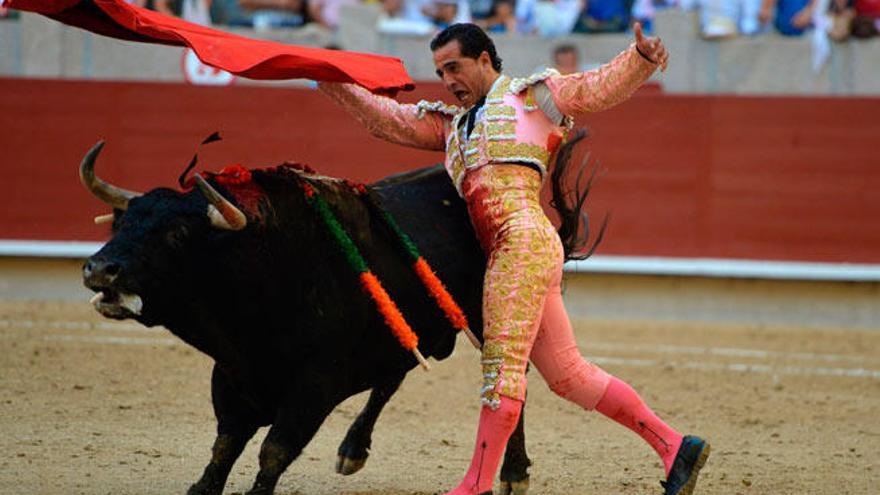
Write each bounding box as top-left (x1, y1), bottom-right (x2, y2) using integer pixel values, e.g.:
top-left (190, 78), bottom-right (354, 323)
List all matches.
top-left (79, 143), bottom-right (569, 495)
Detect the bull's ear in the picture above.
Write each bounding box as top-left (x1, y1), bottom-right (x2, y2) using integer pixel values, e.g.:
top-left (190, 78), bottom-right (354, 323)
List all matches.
top-left (193, 174), bottom-right (247, 231)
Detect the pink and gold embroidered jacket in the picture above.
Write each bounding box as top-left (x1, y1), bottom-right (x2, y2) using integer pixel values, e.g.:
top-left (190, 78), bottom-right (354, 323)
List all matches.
top-left (319, 44), bottom-right (657, 195)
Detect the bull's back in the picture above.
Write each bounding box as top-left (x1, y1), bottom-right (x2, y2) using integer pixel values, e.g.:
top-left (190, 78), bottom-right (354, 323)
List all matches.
top-left (370, 165), bottom-right (486, 347)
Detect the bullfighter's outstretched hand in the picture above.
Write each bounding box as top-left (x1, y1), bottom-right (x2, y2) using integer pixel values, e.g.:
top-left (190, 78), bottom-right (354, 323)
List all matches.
top-left (634, 21), bottom-right (669, 72)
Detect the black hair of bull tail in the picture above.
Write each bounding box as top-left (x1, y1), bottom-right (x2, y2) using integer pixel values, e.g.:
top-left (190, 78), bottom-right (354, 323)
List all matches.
top-left (549, 128), bottom-right (609, 261)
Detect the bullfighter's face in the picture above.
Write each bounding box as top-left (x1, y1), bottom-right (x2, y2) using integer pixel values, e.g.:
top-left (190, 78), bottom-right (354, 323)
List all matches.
top-left (433, 40), bottom-right (497, 108)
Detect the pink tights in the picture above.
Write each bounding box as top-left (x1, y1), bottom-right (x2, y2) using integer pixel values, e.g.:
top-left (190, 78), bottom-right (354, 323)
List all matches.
top-left (444, 397), bottom-right (523, 495)
top-left (531, 276), bottom-right (683, 474)
top-left (445, 272), bottom-right (683, 495)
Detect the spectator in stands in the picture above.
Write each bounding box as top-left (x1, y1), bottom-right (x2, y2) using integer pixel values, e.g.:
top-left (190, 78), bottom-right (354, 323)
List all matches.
top-left (211, 0), bottom-right (249, 25)
top-left (404, 0), bottom-right (441, 23)
top-left (760, 0), bottom-right (814, 35)
top-left (572, 0), bottom-right (631, 33)
top-left (470, 0), bottom-right (495, 19)
top-left (377, 0), bottom-right (436, 34)
top-left (552, 43), bottom-right (580, 74)
top-left (826, 0), bottom-right (855, 41)
top-left (739, 0), bottom-right (764, 33)
top-left (699, 0), bottom-right (764, 38)
top-left (427, 0), bottom-right (472, 28)
top-left (382, 0), bottom-right (404, 16)
top-left (308, 0), bottom-right (358, 29)
top-left (153, 0), bottom-right (215, 24)
top-left (153, 0), bottom-right (186, 17)
top-left (433, 0), bottom-right (460, 27)
top-left (852, 0), bottom-right (880, 37)
top-left (209, 0), bottom-right (306, 27)
top-left (632, 0), bottom-right (656, 32)
top-left (698, 0), bottom-right (737, 38)
top-left (479, 0), bottom-right (518, 32)
top-left (523, 0), bottom-right (584, 36)
top-left (242, 0), bottom-right (307, 28)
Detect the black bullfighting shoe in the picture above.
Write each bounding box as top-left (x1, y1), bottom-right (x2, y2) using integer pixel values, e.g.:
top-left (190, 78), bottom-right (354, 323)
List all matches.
top-left (660, 435), bottom-right (710, 495)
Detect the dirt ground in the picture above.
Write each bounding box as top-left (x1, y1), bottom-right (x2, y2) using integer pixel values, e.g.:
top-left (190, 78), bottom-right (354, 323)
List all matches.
top-left (1, 299), bottom-right (878, 495)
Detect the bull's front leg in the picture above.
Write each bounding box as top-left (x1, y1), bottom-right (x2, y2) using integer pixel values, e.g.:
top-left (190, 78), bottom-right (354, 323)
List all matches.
top-left (188, 365), bottom-right (262, 495)
top-left (499, 396), bottom-right (531, 495)
top-left (187, 432), bottom-right (257, 495)
top-left (246, 382), bottom-right (338, 495)
top-left (336, 373), bottom-right (405, 475)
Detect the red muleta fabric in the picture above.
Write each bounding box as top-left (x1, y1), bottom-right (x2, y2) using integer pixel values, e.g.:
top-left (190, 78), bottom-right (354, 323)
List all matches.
top-left (4, 0), bottom-right (414, 95)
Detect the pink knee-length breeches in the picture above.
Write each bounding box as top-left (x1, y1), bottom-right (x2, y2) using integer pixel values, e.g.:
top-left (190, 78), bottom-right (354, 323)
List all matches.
top-left (462, 164), bottom-right (610, 410)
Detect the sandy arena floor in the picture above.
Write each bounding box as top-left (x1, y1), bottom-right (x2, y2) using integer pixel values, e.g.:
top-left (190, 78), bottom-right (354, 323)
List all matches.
top-left (1, 299), bottom-right (878, 495)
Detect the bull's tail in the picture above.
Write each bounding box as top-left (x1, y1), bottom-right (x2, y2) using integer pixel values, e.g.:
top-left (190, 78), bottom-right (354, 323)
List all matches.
top-left (550, 128), bottom-right (609, 261)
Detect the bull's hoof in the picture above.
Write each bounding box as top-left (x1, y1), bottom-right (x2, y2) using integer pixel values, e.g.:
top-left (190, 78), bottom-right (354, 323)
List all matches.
top-left (335, 455), bottom-right (367, 475)
top-left (497, 477), bottom-right (530, 495)
top-left (186, 480), bottom-right (223, 495)
top-left (244, 484), bottom-right (275, 495)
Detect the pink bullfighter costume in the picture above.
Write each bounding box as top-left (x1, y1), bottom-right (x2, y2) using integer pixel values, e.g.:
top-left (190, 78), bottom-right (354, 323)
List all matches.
top-left (320, 44), bottom-right (699, 495)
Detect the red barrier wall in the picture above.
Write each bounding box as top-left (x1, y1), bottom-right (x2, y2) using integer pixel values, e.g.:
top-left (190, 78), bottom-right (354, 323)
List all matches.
top-left (1, 78), bottom-right (878, 263)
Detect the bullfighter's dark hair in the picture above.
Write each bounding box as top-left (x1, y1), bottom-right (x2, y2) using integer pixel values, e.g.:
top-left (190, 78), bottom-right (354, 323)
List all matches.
top-left (430, 23), bottom-right (503, 73)
top-left (550, 128), bottom-right (608, 261)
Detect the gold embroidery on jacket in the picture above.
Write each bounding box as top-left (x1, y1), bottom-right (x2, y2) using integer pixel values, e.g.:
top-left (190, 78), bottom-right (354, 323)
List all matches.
top-left (488, 77), bottom-right (508, 99)
top-left (486, 121), bottom-right (516, 136)
top-left (445, 72), bottom-right (565, 195)
top-left (484, 106), bottom-right (517, 119)
top-left (415, 100), bottom-right (462, 119)
top-left (488, 142), bottom-right (550, 164)
top-left (447, 112), bottom-right (468, 188)
top-left (522, 86), bottom-right (538, 112)
top-left (507, 67), bottom-right (560, 94)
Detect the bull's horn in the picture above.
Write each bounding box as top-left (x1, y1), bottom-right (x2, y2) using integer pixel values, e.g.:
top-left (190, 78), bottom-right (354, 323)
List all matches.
top-left (79, 141), bottom-right (141, 210)
top-left (193, 174), bottom-right (247, 231)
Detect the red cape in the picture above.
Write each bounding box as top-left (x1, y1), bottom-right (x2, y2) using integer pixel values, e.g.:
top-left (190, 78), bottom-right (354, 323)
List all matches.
top-left (5, 0), bottom-right (414, 94)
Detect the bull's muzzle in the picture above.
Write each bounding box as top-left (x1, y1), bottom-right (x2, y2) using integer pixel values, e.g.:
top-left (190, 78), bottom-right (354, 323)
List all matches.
top-left (83, 256), bottom-right (143, 317)
top-left (83, 257), bottom-right (121, 287)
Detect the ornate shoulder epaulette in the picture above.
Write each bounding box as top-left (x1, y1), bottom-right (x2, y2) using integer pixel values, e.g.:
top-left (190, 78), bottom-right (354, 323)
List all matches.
top-left (507, 68), bottom-right (561, 95)
top-left (415, 100), bottom-right (463, 119)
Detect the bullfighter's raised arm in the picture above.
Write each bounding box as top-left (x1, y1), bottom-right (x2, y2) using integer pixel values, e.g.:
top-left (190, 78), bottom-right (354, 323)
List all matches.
top-left (543, 23), bottom-right (666, 116)
top-left (318, 81), bottom-right (454, 151)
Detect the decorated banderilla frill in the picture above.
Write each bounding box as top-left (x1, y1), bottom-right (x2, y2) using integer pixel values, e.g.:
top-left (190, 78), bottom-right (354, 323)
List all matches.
top-left (351, 183), bottom-right (481, 350)
top-left (301, 181), bottom-right (431, 371)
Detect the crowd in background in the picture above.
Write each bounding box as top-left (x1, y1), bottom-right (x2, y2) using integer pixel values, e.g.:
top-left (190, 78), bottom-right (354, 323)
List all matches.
top-left (146, 0), bottom-right (880, 39)
top-left (696, 0), bottom-right (880, 39)
top-left (1, 0), bottom-right (878, 39)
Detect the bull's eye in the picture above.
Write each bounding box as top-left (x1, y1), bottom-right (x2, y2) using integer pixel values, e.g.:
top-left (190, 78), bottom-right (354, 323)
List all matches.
top-left (165, 225), bottom-right (190, 248)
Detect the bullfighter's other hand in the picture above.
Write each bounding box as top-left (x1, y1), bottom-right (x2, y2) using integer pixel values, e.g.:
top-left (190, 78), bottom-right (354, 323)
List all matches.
top-left (634, 22), bottom-right (669, 72)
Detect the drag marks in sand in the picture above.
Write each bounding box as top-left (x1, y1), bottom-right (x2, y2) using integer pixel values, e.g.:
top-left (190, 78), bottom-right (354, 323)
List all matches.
top-left (3, 316), bottom-right (878, 380)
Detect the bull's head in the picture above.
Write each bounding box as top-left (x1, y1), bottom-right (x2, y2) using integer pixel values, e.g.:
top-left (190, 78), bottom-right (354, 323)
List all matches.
top-left (80, 141), bottom-right (249, 323)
